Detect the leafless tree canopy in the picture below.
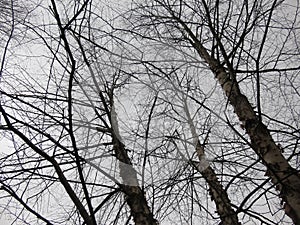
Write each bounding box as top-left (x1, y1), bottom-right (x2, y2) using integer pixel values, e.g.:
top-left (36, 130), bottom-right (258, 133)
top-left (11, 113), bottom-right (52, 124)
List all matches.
top-left (0, 0), bottom-right (299, 224)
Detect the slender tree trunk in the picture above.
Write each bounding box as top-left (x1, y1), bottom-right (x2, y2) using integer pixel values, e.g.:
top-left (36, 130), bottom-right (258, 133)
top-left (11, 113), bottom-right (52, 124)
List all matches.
top-left (110, 98), bottom-right (158, 225)
top-left (183, 96), bottom-right (241, 225)
top-left (199, 156), bottom-right (241, 225)
top-left (114, 138), bottom-right (158, 225)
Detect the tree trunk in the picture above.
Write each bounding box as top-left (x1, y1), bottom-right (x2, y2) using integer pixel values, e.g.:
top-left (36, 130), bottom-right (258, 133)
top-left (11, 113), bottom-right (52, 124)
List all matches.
top-left (183, 96), bottom-right (240, 225)
top-left (191, 38), bottom-right (300, 224)
top-left (113, 138), bottom-right (158, 225)
top-left (110, 100), bottom-right (158, 225)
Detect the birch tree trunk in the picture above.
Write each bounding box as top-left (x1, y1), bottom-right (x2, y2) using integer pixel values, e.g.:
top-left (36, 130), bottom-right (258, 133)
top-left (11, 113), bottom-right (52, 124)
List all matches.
top-left (110, 96), bottom-right (158, 225)
top-left (182, 95), bottom-right (241, 225)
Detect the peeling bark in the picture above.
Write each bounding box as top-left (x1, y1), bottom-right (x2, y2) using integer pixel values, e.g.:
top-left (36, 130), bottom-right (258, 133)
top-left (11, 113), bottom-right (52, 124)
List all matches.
top-left (191, 40), bottom-right (300, 224)
top-left (196, 142), bottom-right (241, 225)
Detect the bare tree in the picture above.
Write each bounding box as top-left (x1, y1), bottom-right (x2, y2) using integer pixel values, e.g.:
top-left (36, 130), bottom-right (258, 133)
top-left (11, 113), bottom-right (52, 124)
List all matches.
top-left (0, 0), bottom-right (299, 225)
top-left (1, 0), bottom-right (157, 224)
top-left (127, 0), bottom-right (300, 224)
